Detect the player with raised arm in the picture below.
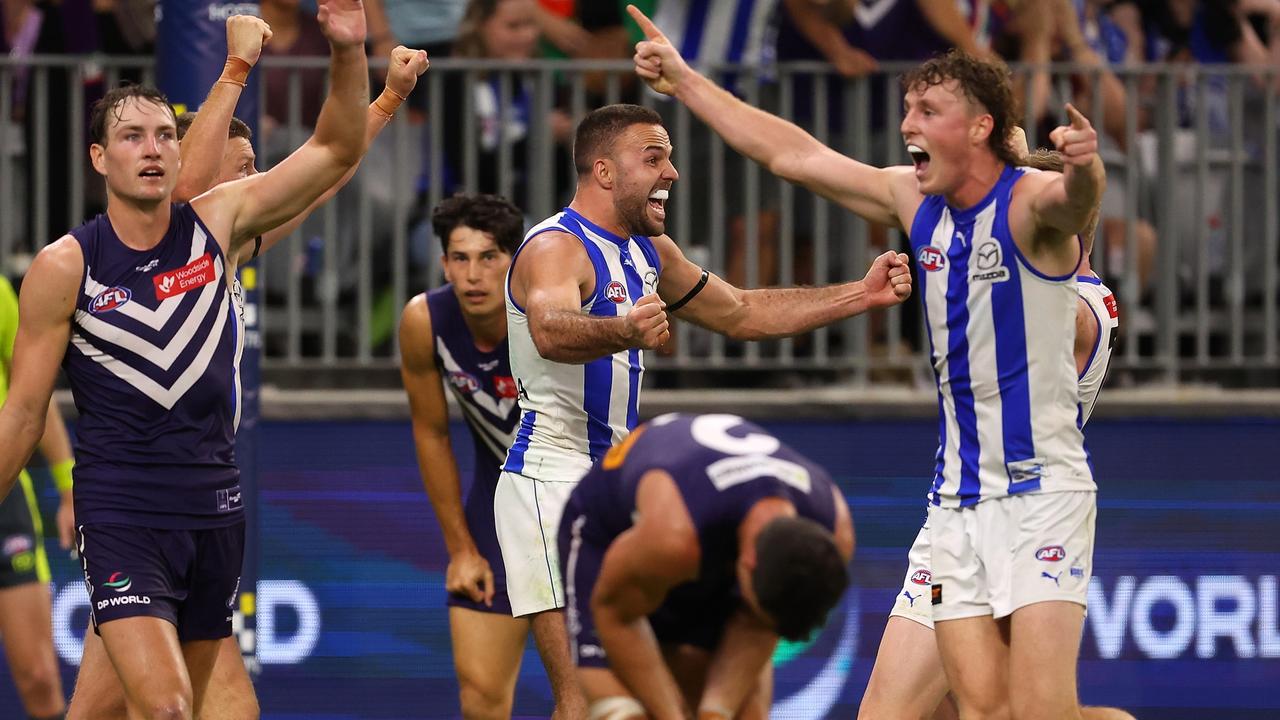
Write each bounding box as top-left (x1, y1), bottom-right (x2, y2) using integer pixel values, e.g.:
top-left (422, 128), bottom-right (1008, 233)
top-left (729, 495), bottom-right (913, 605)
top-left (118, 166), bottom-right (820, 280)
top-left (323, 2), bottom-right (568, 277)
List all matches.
top-left (0, 2), bottom-right (373, 717)
top-left (399, 194), bottom-right (585, 720)
top-left (631, 6), bottom-right (1106, 718)
top-left (557, 413), bottom-right (854, 720)
top-left (61, 19), bottom-right (428, 718)
top-left (861, 134), bottom-right (1129, 720)
top-left (496, 102), bottom-right (910, 698)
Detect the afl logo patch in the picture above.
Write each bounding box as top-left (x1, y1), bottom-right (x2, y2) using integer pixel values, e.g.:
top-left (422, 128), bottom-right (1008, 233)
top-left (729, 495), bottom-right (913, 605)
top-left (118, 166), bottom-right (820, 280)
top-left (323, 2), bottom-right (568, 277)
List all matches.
top-left (910, 569), bottom-right (932, 585)
top-left (604, 280), bottom-right (628, 304)
top-left (1035, 545), bottom-right (1067, 562)
top-left (90, 286), bottom-right (132, 314)
top-left (917, 247), bottom-right (946, 272)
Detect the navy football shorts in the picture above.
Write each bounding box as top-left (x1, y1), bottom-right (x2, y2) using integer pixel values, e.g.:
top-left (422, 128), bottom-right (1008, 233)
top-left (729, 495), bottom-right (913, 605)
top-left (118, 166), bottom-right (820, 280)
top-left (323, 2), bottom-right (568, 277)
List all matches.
top-left (78, 521), bottom-right (244, 641)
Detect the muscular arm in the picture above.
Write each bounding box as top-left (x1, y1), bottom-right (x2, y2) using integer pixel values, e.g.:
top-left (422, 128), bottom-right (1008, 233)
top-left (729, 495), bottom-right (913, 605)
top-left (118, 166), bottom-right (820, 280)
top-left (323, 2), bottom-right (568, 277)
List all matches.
top-left (192, 3), bottom-right (370, 255)
top-left (0, 238), bottom-right (80, 500)
top-left (244, 45), bottom-right (427, 264)
top-left (592, 470), bottom-right (701, 720)
top-left (1074, 295), bottom-right (1099, 377)
top-left (173, 15), bottom-right (272, 203)
top-left (652, 235), bottom-right (910, 340)
top-left (512, 231), bottom-right (654, 363)
top-left (698, 608), bottom-right (778, 718)
top-left (629, 7), bottom-right (912, 229)
top-left (398, 296), bottom-right (494, 603)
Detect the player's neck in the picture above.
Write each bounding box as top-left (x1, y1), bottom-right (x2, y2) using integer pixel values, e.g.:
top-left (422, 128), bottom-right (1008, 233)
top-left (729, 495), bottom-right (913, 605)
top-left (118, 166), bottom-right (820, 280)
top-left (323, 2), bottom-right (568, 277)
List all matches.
top-left (105, 194), bottom-right (172, 251)
top-left (462, 307), bottom-right (506, 352)
top-left (568, 191), bottom-right (629, 240)
top-left (1078, 254), bottom-right (1094, 278)
top-left (943, 152), bottom-right (1004, 211)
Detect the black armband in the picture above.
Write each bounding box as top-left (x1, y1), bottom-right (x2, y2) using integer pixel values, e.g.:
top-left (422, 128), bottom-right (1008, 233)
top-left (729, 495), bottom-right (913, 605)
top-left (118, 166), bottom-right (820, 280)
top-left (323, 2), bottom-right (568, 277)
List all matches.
top-left (666, 269), bottom-right (709, 313)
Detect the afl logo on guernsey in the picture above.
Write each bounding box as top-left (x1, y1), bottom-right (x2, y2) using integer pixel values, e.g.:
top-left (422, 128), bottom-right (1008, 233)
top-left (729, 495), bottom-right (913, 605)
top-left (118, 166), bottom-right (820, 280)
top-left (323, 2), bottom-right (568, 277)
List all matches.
top-left (910, 569), bottom-right (932, 585)
top-left (917, 247), bottom-right (946, 272)
top-left (1036, 545), bottom-right (1067, 562)
top-left (90, 286), bottom-right (131, 314)
top-left (448, 371), bottom-right (480, 394)
top-left (604, 281), bottom-right (628, 304)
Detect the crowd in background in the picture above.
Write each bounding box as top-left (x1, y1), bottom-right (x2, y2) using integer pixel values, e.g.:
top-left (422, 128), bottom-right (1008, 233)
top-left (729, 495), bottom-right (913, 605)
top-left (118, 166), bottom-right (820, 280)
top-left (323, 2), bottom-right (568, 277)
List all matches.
top-left (2, 0), bottom-right (1278, 378)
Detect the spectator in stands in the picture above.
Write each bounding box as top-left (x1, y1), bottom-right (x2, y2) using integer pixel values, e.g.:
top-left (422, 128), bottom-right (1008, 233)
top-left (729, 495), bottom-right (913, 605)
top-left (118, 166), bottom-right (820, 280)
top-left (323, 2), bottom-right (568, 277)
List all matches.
top-left (537, 1), bottom-right (652, 102)
top-left (433, 0), bottom-right (572, 212)
top-left (261, 0), bottom-right (331, 133)
top-left (365, 0), bottom-right (469, 60)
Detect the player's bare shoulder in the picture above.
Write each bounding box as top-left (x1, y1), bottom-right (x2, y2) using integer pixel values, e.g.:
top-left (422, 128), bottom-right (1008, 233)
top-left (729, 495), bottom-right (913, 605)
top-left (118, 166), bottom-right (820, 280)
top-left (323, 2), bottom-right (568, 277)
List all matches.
top-left (398, 293), bottom-right (435, 367)
top-left (26, 235), bottom-right (85, 309)
top-left (885, 165), bottom-right (928, 230)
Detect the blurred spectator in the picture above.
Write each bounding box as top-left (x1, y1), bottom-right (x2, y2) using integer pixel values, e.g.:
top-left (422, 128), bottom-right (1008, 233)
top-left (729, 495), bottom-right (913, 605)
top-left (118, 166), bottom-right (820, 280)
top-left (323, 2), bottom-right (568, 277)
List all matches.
top-left (261, 0), bottom-right (330, 134)
top-left (364, 0), bottom-right (468, 60)
top-left (436, 0), bottom-right (573, 209)
top-left (537, 1), bottom-right (651, 101)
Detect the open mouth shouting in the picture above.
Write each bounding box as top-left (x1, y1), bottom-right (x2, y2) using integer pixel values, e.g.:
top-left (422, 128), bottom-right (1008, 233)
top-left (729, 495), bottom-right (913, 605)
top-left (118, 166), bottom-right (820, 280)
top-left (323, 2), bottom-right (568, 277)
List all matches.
top-left (648, 188), bottom-right (669, 221)
top-left (907, 144), bottom-right (930, 178)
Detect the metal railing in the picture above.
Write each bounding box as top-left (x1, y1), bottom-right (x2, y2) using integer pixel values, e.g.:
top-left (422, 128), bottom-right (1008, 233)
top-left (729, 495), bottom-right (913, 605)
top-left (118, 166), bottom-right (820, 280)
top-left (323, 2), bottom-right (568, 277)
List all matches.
top-left (2, 56), bottom-right (1277, 386)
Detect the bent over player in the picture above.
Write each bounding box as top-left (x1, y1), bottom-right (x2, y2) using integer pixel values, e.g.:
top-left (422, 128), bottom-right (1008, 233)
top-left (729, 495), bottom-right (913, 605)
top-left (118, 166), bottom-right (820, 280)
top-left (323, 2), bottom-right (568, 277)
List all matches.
top-left (558, 413), bottom-right (854, 719)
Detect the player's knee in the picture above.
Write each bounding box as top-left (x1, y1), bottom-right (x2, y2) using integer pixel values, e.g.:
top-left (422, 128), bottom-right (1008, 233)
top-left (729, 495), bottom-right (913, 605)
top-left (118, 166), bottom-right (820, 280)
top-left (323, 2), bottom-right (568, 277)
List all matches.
top-left (1010, 690), bottom-right (1077, 720)
top-left (12, 657), bottom-right (62, 707)
top-left (458, 678), bottom-right (515, 720)
top-left (137, 691), bottom-right (193, 720)
top-left (952, 693), bottom-right (1010, 720)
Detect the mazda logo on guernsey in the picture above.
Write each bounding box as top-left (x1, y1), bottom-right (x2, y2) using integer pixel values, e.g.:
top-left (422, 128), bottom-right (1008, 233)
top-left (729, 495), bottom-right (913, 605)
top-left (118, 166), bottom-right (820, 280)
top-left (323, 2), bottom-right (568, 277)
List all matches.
top-left (917, 246), bottom-right (946, 272)
top-left (1036, 545), bottom-right (1067, 562)
top-left (604, 280), bottom-right (628, 304)
top-left (104, 572), bottom-right (132, 593)
top-left (910, 569), bottom-right (932, 585)
top-left (89, 286), bottom-right (131, 314)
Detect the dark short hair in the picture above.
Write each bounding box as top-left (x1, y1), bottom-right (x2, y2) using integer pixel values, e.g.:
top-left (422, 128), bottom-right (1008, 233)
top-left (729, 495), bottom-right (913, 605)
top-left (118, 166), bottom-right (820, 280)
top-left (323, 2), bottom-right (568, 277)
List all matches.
top-left (431, 193), bottom-right (524, 255)
top-left (751, 516), bottom-right (849, 641)
top-left (573, 104), bottom-right (664, 176)
top-left (903, 49), bottom-right (1020, 167)
top-left (176, 112), bottom-right (253, 143)
top-left (89, 83), bottom-right (175, 147)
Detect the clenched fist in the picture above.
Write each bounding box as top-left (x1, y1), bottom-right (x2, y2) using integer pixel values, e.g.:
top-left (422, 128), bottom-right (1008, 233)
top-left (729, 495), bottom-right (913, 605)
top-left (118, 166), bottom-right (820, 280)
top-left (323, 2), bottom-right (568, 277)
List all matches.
top-left (386, 45), bottom-right (430, 99)
top-left (625, 293), bottom-right (669, 349)
top-left (226, 15), bottom-right (272, 66)
top-left (862, 251), bottom-right (912, 309)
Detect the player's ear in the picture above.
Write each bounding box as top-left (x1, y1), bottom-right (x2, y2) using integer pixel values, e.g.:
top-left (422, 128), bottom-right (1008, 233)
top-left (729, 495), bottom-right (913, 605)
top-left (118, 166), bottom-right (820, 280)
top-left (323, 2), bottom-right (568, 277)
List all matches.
top-left (594, 158), bottom-right (614, 189)
top-left (89, 143), bottom-right (108, 176)
top-left (970, 113), bottom-right (994, 147)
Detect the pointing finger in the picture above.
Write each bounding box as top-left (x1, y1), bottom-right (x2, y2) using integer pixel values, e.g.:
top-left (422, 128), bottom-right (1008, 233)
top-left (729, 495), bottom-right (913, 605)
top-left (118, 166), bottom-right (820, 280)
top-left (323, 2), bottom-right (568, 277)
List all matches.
top-left (1065, 103), bottom-right (1090, 130)
top-left (627, 4), bottom-right (669, 44)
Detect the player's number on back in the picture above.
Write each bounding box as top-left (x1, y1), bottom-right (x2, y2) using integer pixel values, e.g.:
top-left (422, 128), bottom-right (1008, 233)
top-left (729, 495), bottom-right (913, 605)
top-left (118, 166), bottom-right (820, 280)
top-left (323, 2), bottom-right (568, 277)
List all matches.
top-left (686, 415), bottom-right (813, 494)
top-left (689, 415), bottom-right (781, 456)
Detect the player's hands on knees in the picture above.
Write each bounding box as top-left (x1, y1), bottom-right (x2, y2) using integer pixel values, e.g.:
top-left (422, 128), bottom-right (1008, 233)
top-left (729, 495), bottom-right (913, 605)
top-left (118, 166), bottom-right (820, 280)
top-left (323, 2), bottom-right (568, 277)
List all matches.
top-left (628, 5), bottom-right (691, 96)
top-left (446, 548), bottom-right (495, 607)
top-left (626, 293), bottom-right (670, 349)
top-left (862, 251), bottom-right (913, 309)
top-left (1048, 103), bottom-right (1098, 167)
top-left (226, 15), bottom-right (272, 66)
top-left (386, 46), bottom-right (430, 98)
top-left (316, 0), bottom-right (368, 49)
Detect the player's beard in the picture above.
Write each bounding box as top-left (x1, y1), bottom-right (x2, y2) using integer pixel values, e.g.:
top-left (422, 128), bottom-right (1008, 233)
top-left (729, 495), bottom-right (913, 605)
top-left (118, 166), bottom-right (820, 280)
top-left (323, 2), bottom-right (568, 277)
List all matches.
top-left (616, 190), bottom-right (663, 238)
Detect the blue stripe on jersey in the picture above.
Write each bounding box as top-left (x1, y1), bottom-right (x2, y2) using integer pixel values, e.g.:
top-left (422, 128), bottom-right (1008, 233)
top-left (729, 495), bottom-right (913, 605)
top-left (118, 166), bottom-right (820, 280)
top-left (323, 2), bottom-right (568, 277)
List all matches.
top-left (505, 410), bottom-right (537, 473)
top-left (1077, 274), bottom-right (1103, 285)
top-left (228, 298), bottom-right (239, 429)
top-left (682, 0), bottom-right (712, 59)
top-left (909, 196), bottom-right (948, 506)
top-left (576, 232), bottom-right (619, 462)
top-left (990, 197), bottom-right (1039, 496)
top-left (618, 245), bottom-right (646, 431)
top-left (945, 224), bottom-right (981, 506)
top-left (726, 0), bottom-right (757, 63)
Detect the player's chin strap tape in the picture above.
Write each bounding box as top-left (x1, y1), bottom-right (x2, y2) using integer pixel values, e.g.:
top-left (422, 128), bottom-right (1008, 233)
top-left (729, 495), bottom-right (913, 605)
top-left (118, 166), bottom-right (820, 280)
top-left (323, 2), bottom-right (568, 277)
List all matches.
top-left (665, 268), bottom-right (709, 314)
top-left (588, 697), bottom-right (646, 720)
top-left (252, 235), bottom-right (262, 260)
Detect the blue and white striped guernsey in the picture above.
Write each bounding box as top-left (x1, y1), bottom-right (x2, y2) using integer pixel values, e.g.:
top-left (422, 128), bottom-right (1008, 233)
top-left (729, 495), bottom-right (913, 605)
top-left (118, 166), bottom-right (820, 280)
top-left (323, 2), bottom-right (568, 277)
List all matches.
top-left (502, 208), bottom-right (662, 482)
top-left (909, 166), bottom-right (1095, 508)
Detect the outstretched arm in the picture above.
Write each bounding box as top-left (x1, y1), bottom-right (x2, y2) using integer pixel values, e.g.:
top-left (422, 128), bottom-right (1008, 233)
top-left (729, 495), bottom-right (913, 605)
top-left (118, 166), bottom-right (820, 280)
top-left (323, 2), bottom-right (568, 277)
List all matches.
top-left (0, 239), bottom-right (80, 501)
top-left (652, 234), bottom-right (911, 340)
top-left (172, 15), bottom-right (272, 203)
top-left (1031, 104), bottom-right (1105, 239)
top-left (192, 0), bottom-right (371, 253)
top-left (399, 295), bottom-right (494, 606)
top-left (243, 45), bottom-right (429, 264)
top-left (628, 5), bottom-right (913, 230)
